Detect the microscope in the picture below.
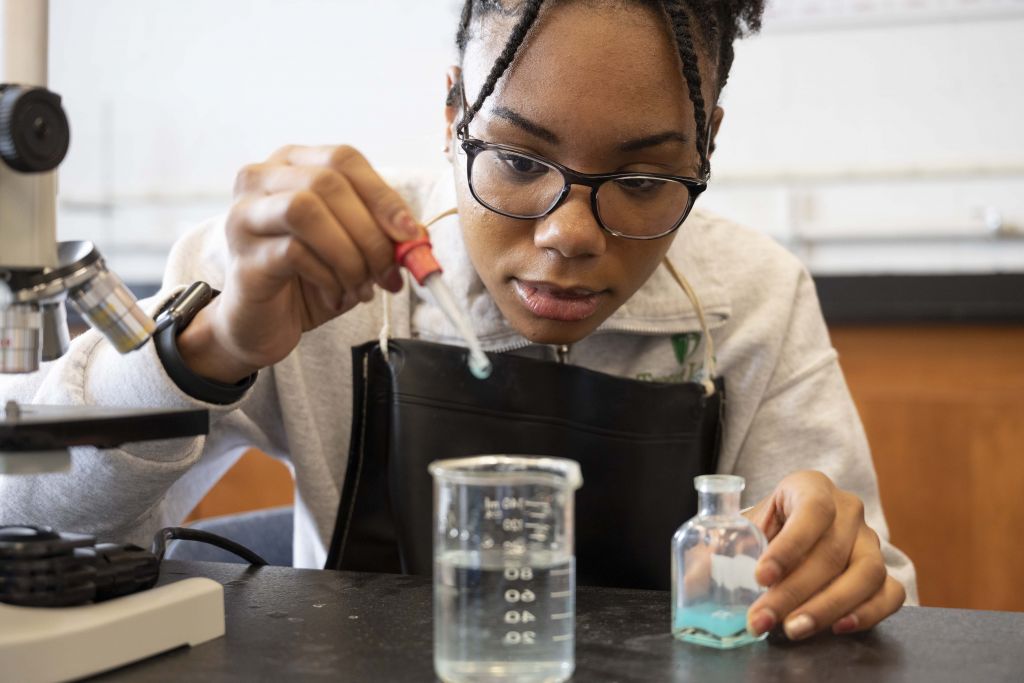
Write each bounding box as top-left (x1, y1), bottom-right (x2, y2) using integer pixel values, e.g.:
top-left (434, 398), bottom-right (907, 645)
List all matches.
top-left (0, 0), bottom-right (210, 476)
top-left (0, 2), bottom-right (225, 680)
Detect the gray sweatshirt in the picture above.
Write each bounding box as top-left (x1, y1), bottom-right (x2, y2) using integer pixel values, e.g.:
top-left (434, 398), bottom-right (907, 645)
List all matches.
top-left (0, 168), bottom-right (917, 603)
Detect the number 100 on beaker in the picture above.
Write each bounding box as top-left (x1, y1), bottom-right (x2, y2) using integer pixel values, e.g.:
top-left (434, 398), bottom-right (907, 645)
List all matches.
top-left (430, 456), bottom-right (583, 683)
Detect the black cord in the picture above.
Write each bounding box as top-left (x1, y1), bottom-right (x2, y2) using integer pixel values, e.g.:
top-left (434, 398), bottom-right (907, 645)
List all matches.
top-left (151, 527), bottom-right (268, 566)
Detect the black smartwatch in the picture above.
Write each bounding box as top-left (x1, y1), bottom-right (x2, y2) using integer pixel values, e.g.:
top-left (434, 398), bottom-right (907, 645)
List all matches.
top-left (153, 282), bottom-right (256, 405)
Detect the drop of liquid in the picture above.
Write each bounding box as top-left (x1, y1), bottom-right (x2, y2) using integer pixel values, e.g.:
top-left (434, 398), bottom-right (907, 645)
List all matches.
top-left (468, 352), bottom-right (493, 380)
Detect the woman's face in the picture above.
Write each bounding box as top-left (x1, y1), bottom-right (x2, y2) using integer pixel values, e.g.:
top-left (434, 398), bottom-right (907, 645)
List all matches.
top-left (447, 2), bottom-right (716, 345)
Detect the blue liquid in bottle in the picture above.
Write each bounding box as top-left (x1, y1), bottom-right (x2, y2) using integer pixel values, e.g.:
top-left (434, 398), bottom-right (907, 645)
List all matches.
top-left (671, 475), bottom-right (767, 649)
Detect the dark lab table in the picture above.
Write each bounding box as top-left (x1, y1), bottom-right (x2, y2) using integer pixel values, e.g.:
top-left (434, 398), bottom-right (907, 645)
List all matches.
top-left (96, 560), bottom-right (1024, 682)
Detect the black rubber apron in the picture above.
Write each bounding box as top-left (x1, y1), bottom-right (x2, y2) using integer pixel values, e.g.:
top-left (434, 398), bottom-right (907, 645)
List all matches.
top-left (325, 338), bottom-right (724, 590)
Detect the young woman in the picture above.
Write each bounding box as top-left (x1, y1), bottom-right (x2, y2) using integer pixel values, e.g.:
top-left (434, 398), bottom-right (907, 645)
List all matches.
top-left (0, 0), bottom-right (914, 641)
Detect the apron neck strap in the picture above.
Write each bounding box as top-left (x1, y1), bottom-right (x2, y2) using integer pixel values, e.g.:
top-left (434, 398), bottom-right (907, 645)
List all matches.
top-left (661, 257), bottom-right (717, 396)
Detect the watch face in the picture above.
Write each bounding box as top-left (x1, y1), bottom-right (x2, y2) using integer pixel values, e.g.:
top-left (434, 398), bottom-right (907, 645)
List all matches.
top-left (158, 282), bottom-right (213, 333)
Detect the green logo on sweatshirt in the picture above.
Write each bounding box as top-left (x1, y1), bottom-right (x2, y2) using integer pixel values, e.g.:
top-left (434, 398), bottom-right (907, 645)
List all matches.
top-left (671, 332), bottom-right (702, 365)
top-left (636, 332), bottom-right (704, 384)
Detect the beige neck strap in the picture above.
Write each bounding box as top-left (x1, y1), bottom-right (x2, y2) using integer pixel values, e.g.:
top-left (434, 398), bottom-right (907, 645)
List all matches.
top-left (661, 257), bottom-right (717, 396)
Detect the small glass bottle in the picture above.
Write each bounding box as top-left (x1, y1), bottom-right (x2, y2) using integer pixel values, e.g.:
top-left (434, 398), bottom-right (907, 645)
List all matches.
top-left (671, 475), bottom-right (767, 649)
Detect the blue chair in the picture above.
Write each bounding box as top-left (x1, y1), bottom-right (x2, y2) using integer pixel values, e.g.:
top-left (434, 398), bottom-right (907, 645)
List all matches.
top-left (164, 505), bottom-right (294, 566)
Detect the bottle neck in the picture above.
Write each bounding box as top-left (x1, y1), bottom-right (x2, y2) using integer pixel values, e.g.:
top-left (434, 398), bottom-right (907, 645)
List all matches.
top-left (698, 490), bottom-right (741, 517)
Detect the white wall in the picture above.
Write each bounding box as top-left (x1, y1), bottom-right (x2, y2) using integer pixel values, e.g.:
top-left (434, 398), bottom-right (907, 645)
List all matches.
top-left (701, 11), bottom-right (1024, 274)
top-left (50, 0), bottom-right (462, 199)
top-left (43, 0), bottom-right (464, 280)
top-left (5, 0), bottom-right (1021, 280)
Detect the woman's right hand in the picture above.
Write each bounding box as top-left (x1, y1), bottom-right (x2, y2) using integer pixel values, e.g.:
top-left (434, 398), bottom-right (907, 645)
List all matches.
top-left (176, 144), bottom-right (423, 384)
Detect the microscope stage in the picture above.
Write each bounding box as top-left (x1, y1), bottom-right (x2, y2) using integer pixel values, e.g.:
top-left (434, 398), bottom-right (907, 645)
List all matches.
top-left (0, 404), bottom-right (208, 452)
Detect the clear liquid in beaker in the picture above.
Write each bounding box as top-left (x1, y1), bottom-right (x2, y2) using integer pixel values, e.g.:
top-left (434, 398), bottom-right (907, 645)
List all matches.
top-left (434, 549), bottom-right (574, 683)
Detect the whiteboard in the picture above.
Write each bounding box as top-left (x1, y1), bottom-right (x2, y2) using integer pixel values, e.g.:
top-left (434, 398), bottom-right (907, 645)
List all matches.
top-left (764, 0), bottom-right (1024, 30)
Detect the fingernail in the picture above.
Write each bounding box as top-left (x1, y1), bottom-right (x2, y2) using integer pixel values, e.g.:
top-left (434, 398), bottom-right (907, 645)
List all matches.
top-left (832, 614), bottom-right (859, 634)
top-left (358, 283), bottom-right (375, 302)
top-left (748, 608), bottom-right (777, 636)
top-left (784, 614), bottom-right (816, 641)
top-left (391, 210), bottom-right (421, 240)
top-left (757, 558), bottom-right (783, 586)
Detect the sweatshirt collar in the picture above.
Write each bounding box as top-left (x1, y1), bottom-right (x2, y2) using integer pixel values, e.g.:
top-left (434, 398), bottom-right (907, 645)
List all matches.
top-left (410, 167), bottom-right (732, 350)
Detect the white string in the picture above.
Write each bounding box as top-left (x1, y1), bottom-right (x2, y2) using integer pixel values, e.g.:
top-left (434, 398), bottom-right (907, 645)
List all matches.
top-left (662, 257), bottom-right (717, 396)
top-left (379, 287), bottom-right (392, 361)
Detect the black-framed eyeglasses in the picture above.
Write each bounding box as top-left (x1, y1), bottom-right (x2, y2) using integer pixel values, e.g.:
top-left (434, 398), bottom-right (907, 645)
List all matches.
top-left (454, 85), bottom-right (709, 240)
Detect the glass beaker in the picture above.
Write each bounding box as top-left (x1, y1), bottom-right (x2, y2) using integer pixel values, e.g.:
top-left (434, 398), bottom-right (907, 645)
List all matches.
top-left (671, 474), bottom-right (767, 649)
top-left (430, 455), bottom-right (583, 683)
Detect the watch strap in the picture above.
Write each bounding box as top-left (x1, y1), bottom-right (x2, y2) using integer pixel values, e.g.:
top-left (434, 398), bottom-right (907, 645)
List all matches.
top-left (153, 283), bottom-right (256, 405)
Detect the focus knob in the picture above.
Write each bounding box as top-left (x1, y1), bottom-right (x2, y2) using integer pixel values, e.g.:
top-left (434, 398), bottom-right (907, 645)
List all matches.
top-left (0, 84), bottom-right (70, 173)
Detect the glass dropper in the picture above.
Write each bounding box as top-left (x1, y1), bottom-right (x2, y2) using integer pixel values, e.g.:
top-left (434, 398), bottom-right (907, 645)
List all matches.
top-left (393, 214), bottom-right (492, 380)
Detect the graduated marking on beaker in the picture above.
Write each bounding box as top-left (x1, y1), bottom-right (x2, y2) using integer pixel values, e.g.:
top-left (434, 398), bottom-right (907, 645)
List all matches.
top-left (502, 538), bottom-right (527, 554)
top-left (483, 496), bottom-right (502, 520)
top-left (549, 576), bottom-right (574, 644)
top-left (525, 521), bottom-right (550, 542)
top-left (502, 517), bottom-right (526, 532)
top-left (502, 565), bottom-right (539, 648)
top-left (502, 630), bottom-right (538, 645)
top-left (503, 588), bottom-right (537, 602)
top-left (504, 609), bottom-right (538, 624)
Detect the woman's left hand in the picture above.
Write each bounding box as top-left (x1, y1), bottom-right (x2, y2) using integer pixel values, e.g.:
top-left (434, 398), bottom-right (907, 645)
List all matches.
top-left (743, 470), bottom-right (906, 640)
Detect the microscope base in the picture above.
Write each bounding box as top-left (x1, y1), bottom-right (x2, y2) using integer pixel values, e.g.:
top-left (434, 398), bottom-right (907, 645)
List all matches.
top-left (0, 576), bottom-right (224, 682)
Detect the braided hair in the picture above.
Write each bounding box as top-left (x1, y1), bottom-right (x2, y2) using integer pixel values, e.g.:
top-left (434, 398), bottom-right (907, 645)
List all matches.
top-left (454, 0), bottom-right (765, 176)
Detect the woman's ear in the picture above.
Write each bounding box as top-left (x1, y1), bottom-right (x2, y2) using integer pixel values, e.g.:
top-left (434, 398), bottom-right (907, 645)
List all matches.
top-left (443, 66), bottom-right (463, 156)
top-left (708, 105), bottom-right (724, 158)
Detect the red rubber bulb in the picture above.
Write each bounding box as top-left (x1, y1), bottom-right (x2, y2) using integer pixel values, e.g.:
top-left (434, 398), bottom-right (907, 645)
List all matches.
top-left (394, 228), bottom-right (442, 286)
